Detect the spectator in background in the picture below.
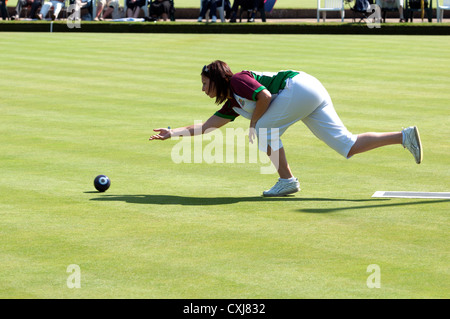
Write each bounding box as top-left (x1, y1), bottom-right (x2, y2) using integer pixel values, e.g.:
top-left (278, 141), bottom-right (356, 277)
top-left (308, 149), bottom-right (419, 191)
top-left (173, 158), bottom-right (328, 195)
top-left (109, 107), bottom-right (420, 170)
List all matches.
top-left (149, 0), bottom-right (171, 21)
top-left (94, 0), bottom-right (118, 20)
top-left (37, 0), bottom-right (65, 20)
top-left (395, 0), bottom-right (405, 22)
top-left (0, 0), bottom-right (7, 20)
top-left (198, 0), bottom-right (224, 22)
top-left (126, 0), bottom-right (145, 18)
top-left (74, 0), bottom-right (93, 20)
top-left (378, 0), bottom-right (406, 22)
top-left (11, 0), bottom-right (42, 20)
top-left (229, 0), bottom-right (263, 22)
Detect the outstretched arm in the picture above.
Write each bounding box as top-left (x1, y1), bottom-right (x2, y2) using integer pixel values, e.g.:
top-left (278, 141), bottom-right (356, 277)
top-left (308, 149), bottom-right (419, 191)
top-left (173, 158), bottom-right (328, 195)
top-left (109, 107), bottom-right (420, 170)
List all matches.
top-left (149, 115), bottom-right (231, 141)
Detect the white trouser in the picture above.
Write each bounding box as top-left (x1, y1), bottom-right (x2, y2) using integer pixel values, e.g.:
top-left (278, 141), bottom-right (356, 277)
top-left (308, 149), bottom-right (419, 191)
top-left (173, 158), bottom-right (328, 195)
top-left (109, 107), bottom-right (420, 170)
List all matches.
top-left (255, 72), bottom-right (357, 158)
top-left (40, 1), bottom-right (64, 18)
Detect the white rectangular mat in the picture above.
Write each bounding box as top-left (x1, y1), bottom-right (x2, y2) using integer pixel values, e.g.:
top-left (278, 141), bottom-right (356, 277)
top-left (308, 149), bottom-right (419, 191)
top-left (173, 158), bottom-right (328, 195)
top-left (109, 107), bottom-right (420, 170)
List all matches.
top-left (372, 191), bottom-right (450, 199)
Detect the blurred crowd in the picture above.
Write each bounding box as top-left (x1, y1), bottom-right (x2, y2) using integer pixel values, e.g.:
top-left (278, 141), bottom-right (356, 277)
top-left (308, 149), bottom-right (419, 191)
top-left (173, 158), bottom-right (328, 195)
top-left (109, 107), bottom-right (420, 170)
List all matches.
top-left (0, 0), bottom-right (268, 22)
top-left (1, 0), bottom-right (444, 23)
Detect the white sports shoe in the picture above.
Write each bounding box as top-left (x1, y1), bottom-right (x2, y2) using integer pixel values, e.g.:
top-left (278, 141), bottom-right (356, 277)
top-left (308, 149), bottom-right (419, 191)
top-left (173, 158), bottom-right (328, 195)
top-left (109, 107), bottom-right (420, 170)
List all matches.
top-left (263, 178), bottom-right (301, 197)
top-left (402, 126), bottom-right (423, 164)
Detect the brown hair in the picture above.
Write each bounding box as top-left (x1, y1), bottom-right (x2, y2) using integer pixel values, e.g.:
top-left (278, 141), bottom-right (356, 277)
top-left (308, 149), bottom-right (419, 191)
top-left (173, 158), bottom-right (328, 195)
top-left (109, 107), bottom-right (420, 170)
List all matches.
top-left (201, 60), bottom-right (234, 105)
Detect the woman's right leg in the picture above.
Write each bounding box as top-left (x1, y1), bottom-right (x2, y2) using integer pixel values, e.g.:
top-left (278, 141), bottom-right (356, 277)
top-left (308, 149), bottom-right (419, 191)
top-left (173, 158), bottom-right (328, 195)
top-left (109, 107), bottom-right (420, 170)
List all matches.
top-left (303, 101), bottom-right (422, 163)
top-left (347, 132), bottom-right (402, 157)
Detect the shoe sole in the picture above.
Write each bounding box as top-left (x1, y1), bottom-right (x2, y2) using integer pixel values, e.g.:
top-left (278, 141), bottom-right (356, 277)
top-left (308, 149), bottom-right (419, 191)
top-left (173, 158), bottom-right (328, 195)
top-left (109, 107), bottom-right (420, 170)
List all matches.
top-left (413, 126), bottom-right (423, 164)
top-left (262, 187), bottom-right (300, 197)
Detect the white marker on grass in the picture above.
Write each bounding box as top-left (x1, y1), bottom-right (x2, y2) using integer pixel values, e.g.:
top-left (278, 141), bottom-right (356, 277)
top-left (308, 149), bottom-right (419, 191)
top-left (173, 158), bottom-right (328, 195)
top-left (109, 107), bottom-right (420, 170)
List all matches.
top-left (372, 191), bottom-right (450, 199)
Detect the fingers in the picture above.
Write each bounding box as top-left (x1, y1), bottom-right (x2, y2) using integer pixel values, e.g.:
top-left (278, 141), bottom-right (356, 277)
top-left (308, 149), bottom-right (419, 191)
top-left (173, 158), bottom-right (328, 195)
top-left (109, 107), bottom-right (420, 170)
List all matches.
top-left (149, 135), bottom-right (162, 140)
top-left (149, 128), bottom-right (169, 141)
top-left (248, 127), bottom-right (256, 144)
top-left (149, 133), bottom-right (167, 140)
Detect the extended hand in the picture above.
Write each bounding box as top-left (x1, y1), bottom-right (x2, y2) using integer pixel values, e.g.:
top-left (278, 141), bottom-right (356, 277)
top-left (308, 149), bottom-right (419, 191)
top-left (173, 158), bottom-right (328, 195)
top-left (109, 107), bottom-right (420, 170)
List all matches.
top-left (149, 128), bottom-right (171, 141)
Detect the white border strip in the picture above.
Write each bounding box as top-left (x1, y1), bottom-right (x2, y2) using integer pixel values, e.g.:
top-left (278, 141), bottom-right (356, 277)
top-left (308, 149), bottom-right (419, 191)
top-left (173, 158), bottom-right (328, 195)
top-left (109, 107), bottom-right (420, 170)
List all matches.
top-left (372, 191), bottom-right (450, 199)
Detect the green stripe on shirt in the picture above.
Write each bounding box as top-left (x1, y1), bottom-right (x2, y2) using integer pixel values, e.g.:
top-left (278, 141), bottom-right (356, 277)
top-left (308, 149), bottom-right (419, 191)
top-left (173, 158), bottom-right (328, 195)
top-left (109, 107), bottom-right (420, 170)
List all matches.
top-left (252, 86), bottom-right (266, 101)
top-left (214, 111), bottom-right (237, 121)
top-left (251, 70), bottom-right (299, 94)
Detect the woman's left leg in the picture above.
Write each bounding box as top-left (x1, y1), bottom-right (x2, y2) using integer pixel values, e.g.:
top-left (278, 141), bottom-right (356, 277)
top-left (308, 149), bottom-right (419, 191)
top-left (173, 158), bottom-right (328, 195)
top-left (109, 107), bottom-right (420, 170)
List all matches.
top-left (267, 145), bottom-right (293, 179)
top-left (255, 73), bottom-right (322, 196)
top-left (263, 146), bottom-right (300, 197)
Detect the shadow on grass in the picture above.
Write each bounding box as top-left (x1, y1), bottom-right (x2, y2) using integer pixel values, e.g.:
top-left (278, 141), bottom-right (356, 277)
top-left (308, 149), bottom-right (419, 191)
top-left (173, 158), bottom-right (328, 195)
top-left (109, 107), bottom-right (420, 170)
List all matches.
top-left (88, 193), bottom-right (383, 206)
top-left (298, 199), bottom-right (450, 213)
top-left (87, 193), bottom-right (449, 213)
